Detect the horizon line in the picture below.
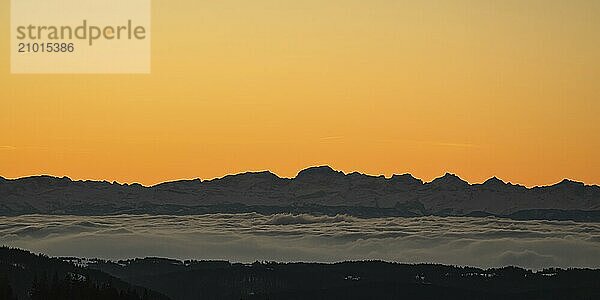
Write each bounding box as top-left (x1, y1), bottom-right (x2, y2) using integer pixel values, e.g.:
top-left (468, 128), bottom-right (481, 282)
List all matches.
top-left (1, 165), bottom-right (596, 189)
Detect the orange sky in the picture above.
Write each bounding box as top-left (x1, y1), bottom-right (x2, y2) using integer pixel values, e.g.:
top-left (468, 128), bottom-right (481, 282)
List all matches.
top-left (1, 0), bottom-right (599, 187)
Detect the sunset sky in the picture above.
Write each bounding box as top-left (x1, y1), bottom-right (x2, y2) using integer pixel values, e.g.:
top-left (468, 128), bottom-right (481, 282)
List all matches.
top-left (1, 0), bottom-right (599, 187)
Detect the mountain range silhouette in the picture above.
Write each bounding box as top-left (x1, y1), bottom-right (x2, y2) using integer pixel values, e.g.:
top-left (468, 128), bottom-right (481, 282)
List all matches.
top-left (1, 166), bottom-right (599, 221)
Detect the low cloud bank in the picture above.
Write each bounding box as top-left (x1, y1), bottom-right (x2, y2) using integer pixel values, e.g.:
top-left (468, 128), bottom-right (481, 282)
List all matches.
top-left (264, 213), bottom-right (356, 225)
top-left (1, 214), bottom-right (599, 270)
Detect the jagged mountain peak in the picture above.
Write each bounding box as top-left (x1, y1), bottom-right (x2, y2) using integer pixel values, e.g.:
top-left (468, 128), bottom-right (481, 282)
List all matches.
top-left (483, 176), bottom-right (506, 186)
top-left (13, 175), bottom-right (72, 185)
top-left (558, 178), bottom-right (583, 184)
top-left (209, 171), bottom-right (283, 186)
top-left (347, 171), bottom-right (367, 177)
top-left (430, 173), bottom-right (468, 186)
top-left (555, 179), bottom-right (585, 188)
top-left (295, 166), bottom-right (344, 180)
top-left (390, 173), bottom-right (423, 185)
top-left (233, 170), bottom-right (279, 178)
top-left (153, 178), bottom-right (202, 188)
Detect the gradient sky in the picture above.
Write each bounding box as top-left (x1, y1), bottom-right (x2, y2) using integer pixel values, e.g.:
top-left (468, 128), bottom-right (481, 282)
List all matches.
top-left (1, 0), bottom-right (599, 186)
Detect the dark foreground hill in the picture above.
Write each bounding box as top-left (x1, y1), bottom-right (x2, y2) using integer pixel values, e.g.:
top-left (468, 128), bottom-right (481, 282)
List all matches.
top-left (2, 247), bottom-right (600, 300)
top-left (1, 166), bottom-right (599, 221)
top-left (86, 256), bottom-right (600, 300)
top-left (0, 247), bottom-right (167, 300)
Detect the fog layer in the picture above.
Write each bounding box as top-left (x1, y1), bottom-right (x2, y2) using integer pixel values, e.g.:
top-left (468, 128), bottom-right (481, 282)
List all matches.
top-left (1, 214), bottom-right (598, 270)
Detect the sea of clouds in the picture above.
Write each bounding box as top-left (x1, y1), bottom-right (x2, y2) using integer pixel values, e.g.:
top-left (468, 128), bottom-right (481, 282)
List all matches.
top-left (1, 213), bottom-right (599, 270)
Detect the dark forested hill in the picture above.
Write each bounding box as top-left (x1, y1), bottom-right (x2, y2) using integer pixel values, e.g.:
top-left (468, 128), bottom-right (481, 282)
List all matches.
top-left (0, 247), bottom-right (168, 300)
top-left (87, 257), bottom-right (600, 300)
top-left (1, 166), bottom-right (600, 221)
top-left (3, 247), bottom-right (600, 300)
